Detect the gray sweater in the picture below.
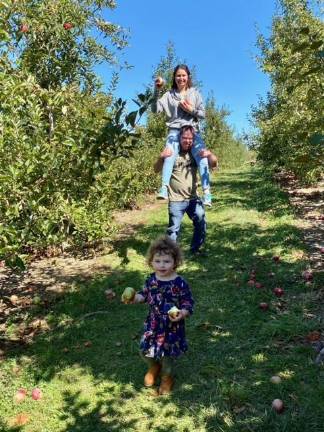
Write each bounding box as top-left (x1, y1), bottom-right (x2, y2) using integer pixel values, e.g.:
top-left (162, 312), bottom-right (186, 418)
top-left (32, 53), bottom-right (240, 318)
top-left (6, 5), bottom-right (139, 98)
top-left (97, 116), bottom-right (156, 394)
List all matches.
top-left (151, 87), bottom-right (205, 131)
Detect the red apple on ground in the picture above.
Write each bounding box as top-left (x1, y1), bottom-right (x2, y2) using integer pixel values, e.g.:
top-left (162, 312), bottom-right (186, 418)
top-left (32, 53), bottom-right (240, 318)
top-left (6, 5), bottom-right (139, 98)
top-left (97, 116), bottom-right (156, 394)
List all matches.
top-left (272, 398), bottom-right (284, 413)
top-left (255, 282), bottom-right (263, 289)
top-left (247, 279), bottom-right (255, 286)
top-left (302, 270), bottom-right (313, 281)
top-left (273, 287), bottom-right (284, 297)
top-left (273, 255), bottom-right (280, 263)
top-left (31, 388), bottom-right (42, 400)
top-left (14, 388), bottom-right (27, 403)
top-left (259, 302), bottom-right (269, 311)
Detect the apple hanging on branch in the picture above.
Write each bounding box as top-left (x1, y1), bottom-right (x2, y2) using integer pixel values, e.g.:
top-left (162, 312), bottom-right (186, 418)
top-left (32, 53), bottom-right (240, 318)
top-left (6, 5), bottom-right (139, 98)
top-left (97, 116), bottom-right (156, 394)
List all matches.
top-left (63, 22), bottom-right (73, 30)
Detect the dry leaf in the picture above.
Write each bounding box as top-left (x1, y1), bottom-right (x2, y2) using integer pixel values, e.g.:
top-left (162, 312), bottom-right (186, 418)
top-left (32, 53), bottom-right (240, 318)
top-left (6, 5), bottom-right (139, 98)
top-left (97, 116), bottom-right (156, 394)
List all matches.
top-left (10, 413), bottom-right (30, 426)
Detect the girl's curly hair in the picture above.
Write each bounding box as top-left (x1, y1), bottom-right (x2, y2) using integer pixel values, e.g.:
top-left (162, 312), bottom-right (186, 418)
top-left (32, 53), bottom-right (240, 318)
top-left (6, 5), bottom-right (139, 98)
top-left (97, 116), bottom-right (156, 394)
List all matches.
top-left (146, 235), bottom-right (183, 269)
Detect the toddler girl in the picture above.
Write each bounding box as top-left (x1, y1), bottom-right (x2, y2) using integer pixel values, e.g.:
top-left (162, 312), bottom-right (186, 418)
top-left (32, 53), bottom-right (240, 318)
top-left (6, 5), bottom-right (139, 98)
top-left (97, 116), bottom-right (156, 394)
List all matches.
top-left (122, 235), bottom-right (194, 395)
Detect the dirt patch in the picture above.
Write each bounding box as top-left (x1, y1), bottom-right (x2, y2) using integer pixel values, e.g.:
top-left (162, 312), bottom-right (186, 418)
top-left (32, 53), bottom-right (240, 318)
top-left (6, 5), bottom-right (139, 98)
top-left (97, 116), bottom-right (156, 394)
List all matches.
top-left (274, 172), bottom-right (323, 272)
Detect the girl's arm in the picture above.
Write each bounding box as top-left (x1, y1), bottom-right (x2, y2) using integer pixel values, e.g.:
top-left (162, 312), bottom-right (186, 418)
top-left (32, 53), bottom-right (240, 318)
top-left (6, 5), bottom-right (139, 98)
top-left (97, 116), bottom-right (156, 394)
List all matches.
top-left (133, 293), bottom-right (145, 304)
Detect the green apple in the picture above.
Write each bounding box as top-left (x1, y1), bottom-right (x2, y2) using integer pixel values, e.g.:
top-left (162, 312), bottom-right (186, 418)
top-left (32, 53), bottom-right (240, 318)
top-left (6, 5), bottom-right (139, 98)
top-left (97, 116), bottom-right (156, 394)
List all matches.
top-left (168, 306), bottom-right (180, 319)
top-left (121, 287), bottom-right (135, 303)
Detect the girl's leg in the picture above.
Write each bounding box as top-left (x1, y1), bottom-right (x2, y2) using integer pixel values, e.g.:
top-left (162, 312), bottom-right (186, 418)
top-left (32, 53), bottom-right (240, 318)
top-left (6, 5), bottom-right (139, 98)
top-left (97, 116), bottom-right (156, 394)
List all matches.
top-left (190, 132), bottom-right (212, 206)
top-left (157, 129), bottom-right (180, 199)
top-left (140, 352), bottom-right (161, 387)
top-left (159, 357), bottom-right (175, 395)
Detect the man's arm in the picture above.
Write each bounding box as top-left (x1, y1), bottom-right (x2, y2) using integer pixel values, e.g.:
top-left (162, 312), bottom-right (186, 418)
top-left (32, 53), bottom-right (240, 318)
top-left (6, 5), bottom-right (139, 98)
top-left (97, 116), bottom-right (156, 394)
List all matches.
top-left (154, 148), bottom-right (173, 173)
top-left (200, 149), bottom-right (218, 170)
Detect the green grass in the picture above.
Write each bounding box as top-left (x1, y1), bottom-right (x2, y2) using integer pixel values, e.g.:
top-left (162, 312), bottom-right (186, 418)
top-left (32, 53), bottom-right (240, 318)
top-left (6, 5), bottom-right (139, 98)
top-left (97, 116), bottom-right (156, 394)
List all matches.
top-left (1, 167), bottom-right (323, 431)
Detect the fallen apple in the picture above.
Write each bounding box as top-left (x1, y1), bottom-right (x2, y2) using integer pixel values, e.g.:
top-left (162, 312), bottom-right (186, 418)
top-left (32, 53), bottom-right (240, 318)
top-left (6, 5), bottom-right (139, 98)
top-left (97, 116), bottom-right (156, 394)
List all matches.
top-left (121, 287), bottom-right (136, 303)
top-left (31, 387), bottom-right (42, 400)
top-left (259, 302), bottom-right (269, 311)
top-left (14, 388), bottom-right (27, 403)
top-left (168, 306), bottom-right (180, 319)
top-left (272, 398), bottom-right (284, 413)
top-left (105, 289), bottom-right (116, 300)
top-left (247, 279), bottom-right (255, 286)
top-left (320, 247), bottom-right (324, 254)
top-left (255, 282), bottom-right (263, 289)
top-left (273, 287), bottom-right (284, 297)
top-left (155, 76), bottom-right (165, 88)
top-left (270, 375), bottom-right (281, 384)
top-left (302, 270), bottom-right (313, 281)
top-left (273, 255), bottom-right (280, 263)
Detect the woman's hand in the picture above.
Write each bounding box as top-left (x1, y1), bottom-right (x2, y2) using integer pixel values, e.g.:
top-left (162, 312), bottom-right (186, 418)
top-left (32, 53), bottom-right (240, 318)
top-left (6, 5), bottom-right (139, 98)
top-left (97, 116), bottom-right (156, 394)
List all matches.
top-left (169, 309), bottom-right (189, 322)
top-left (179, 99), bottom-right (193, 113)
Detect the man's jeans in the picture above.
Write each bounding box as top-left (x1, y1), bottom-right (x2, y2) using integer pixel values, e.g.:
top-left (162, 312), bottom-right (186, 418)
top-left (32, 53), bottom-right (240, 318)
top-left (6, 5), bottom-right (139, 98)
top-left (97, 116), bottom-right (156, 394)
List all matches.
top-left (167, 198), bottom-right (206, 252)
top-left (162, 129), bottom-right (210, 190)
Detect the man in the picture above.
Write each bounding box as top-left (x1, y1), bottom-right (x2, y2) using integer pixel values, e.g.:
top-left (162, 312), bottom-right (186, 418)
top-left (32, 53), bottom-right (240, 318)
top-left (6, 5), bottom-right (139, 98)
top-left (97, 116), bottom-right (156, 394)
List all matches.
top-left (154, 125), bottom-right (218, 255)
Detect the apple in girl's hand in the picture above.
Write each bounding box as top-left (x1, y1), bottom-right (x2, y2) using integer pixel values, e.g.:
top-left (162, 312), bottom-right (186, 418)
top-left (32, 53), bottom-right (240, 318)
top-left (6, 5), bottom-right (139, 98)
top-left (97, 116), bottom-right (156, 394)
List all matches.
top-left (272, 398), bottom-right (284, 413)
top-left (155, 76), bottom-right (164, 88)
top-left (31, 388), bottom-right (42, 400)
top-left (168, 306), bottom-right (180, 319)
top-left (273, 287), bottom-right (284, 297)
top-left (259, 302), bottom-right (269, 311)
top-left (121, 287), bottom-right (136, 303)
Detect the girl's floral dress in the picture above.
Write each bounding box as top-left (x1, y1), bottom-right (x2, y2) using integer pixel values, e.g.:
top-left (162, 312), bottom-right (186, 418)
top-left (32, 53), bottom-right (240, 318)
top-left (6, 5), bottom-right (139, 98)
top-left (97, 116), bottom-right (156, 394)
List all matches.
top-left (138, 273), bottom-right (194, 359)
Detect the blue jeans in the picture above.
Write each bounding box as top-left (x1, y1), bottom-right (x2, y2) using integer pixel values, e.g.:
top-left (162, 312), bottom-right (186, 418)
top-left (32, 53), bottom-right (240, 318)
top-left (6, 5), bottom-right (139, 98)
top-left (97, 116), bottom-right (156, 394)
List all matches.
top-left (167, 199), bottom-right (206, 252)
top-left (161, 129), bottom-right (210, 191)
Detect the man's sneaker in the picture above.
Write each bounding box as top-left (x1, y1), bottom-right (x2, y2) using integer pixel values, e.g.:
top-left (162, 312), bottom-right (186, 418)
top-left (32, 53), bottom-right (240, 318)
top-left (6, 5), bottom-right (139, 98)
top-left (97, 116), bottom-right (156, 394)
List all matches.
top-left (202, 193), bottom-right (212, 207)
top-left (157, 185), bottom-right (168, 200)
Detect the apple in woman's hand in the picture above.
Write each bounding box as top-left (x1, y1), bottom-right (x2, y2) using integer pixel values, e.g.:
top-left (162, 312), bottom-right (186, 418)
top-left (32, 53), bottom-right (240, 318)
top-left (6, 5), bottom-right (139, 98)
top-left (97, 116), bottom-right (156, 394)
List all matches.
top-left (155, 76), bottom-right (165, 88)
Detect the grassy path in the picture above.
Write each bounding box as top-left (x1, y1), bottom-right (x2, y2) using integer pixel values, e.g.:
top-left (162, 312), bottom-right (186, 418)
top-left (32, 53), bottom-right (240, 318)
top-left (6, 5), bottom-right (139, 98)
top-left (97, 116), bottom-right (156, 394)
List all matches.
top-left (1, 167), bottom-right (323, 431)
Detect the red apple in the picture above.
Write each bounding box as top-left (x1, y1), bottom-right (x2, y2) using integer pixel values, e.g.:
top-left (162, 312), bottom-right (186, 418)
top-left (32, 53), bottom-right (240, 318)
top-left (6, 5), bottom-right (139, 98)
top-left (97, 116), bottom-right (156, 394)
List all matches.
top-left (320, 247), bottom-right (324, 254)
top-left (155, 76), bottom-right (165, 88)
top-left (272, 398), bottom-right (284, 413)
top-left (63, 22), bottom-right (73, 30)
top-left (273, 255), bottom-right (280, 263)
top-left (31, 388), bottom-right (42, 401)
top-left (14, 388), bottom-right (27, 403)
top-left (247, 279), bottom-right (255, 286)
top-left (20, 24), bottom-right (29, 33)
top-left (273, 287), bottom-right (284, 297)
top-left (259, 302), bottom-right (269, 311)
top-left (255, 282), bottom-right (263, 289)
top-left (302, 270), bottom-right (313, 281)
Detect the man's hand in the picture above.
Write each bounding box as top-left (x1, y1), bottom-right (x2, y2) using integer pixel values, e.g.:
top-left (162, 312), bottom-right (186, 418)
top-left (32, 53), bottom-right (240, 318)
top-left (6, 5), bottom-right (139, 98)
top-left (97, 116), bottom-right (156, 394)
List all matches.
top-left (160, 148), bottom-right (173, 159)
top-left (179, 99), bottom-right (193, 114)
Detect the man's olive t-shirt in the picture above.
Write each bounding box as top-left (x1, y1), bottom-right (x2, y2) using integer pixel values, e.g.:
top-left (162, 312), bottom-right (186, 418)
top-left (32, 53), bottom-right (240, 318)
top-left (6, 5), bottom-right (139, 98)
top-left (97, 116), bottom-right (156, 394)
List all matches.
top-left (168, 152), bottom-right (198, 202)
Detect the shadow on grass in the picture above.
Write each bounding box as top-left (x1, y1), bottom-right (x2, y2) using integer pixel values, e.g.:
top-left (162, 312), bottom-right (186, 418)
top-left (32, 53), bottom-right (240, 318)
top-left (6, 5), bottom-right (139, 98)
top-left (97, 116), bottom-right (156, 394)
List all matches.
top-left (4, 168), bottom-right (322, 431)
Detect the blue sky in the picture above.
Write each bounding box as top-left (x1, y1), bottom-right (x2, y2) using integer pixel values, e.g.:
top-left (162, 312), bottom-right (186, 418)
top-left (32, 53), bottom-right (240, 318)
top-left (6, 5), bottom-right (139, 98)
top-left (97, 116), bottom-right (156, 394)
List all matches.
top-left (98, 0), bottom-right (278, 134)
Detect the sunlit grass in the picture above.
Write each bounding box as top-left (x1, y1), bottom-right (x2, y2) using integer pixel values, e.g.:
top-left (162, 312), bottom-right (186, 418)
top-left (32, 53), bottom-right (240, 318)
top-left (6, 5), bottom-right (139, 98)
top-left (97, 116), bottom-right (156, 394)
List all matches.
top-left (1, 167), bottom-right (323, 432)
